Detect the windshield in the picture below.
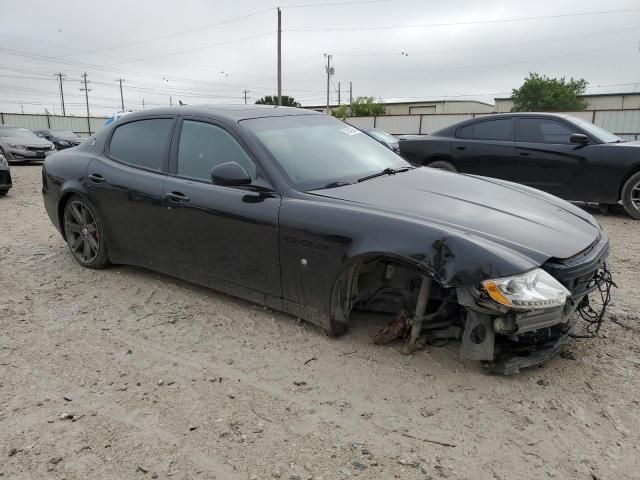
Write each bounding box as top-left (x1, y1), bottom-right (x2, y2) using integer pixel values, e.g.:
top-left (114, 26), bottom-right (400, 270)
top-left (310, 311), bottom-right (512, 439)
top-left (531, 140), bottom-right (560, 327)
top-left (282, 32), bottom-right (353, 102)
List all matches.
top-left (568, 116), bottom-right (623, 143)
top-left (241, 115), bottom-right (408, 190)
top-left (0, 127), bottom-right (39, 138)
top-left (50, 130), bottom-right (80, 139)
top-left (367, 129), bottom-right (398, 144)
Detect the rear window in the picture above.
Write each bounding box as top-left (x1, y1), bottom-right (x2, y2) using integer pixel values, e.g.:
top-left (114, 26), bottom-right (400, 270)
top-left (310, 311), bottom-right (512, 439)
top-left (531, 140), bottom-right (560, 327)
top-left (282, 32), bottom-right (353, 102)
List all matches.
top-left (457, 119), bottom-right (513, 141)
top-left (109, 118), bottom-right (174, 170)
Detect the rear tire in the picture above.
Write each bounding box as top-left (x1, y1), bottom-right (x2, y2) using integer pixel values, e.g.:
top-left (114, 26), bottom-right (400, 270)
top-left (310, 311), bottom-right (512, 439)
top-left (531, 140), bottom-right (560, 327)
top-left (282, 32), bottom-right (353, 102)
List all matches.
top-left (621, 172), bottom-right (640, 220)
top-left (62, 195), bottom-right (110, 268)
top-left (427, 160), bottom-right (457, 173)
top-left (0, 190), bottom-right (7, 197)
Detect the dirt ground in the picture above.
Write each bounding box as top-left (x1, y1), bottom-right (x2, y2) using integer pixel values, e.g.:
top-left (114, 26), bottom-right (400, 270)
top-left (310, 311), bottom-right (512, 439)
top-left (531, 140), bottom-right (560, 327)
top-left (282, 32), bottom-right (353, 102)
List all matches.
top-left (1, 164), bottom-right (639, 480)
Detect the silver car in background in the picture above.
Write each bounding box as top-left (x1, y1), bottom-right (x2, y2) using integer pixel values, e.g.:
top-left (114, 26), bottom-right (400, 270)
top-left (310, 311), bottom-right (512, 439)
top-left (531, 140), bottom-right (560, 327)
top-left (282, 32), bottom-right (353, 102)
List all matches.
top-left (0, 126), bottom-right (55, 163)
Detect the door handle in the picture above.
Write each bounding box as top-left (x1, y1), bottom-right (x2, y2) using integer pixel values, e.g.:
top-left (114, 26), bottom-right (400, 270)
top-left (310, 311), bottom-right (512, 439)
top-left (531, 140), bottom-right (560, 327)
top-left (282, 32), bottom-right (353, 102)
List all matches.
top-left (165, 191), bottom-right (190, 203)
top-left (456, 146), bottom-right (466, 150)
top-left (88, 173), bottom-right (105, 183)
top-left (519, 152), bottom-right (531, 157)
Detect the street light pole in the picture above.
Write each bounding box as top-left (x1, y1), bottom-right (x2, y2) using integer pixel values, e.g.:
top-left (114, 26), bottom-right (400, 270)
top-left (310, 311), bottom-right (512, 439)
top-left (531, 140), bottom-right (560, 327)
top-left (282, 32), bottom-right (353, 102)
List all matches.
top-left (116, 78), bottom-right (125, 111)
top-left (80, 72), bottom-right (92, 135)
top-left (325, 54), bottom-right (333, 114)
top-left (277, 7), bottom-right (282, 106)
top-left (55, 73), bottom-right (67, 116)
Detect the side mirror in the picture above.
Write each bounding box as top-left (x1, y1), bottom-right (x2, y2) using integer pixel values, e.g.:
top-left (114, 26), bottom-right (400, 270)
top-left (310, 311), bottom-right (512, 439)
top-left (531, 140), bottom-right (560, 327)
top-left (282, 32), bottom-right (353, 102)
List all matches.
top-left (211, 161), bottom-right (252, 186)
top-left (570, 133), bottom-right (589, 145)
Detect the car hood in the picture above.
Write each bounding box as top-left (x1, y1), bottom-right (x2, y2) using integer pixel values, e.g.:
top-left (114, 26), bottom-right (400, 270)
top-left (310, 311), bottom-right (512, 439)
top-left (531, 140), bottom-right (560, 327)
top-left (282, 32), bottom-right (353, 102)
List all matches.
top-left (311, 168), bottom-right (601, 262)
top-left (1, 136), bottom-right (52, 147)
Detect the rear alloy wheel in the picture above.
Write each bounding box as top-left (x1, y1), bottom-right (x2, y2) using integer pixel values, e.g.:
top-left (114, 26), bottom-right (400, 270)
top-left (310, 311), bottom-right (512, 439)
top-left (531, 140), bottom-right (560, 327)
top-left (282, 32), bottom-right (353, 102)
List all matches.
top-left (63, 196), bottom-right (109, 268)
top-left (621, 171), bottom-right (640, 220)
top-left (427, 160), bottom-right (457, 173)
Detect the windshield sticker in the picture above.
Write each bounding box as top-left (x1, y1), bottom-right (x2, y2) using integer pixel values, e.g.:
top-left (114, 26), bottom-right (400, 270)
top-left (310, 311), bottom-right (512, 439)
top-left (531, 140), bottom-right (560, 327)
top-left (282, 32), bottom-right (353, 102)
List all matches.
top-left (340, 126), bottom-right (362, 136)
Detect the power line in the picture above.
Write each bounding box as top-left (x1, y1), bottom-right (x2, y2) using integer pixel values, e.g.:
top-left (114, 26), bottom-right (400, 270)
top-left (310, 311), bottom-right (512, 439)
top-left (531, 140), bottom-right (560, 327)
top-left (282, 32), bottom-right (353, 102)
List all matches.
top-left (330, 23), bottom-right (640, 58)
top-left (62, 8), bottom-right (275, 58)
top-left (286, 8), bottom-right (640, 32)
top-left (102, 31), bottom-right (276, 66)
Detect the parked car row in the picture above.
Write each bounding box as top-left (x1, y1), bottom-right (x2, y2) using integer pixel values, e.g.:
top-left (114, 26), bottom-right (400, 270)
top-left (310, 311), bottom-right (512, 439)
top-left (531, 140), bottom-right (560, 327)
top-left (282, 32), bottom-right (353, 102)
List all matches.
top-left (0, 126), bottom-right (85, 164)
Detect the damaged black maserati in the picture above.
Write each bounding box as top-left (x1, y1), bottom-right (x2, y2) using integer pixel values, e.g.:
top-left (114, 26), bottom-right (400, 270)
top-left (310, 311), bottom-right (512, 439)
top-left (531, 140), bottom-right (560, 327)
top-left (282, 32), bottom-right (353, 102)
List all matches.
top-left (41, 106), bottom-right (613, 374)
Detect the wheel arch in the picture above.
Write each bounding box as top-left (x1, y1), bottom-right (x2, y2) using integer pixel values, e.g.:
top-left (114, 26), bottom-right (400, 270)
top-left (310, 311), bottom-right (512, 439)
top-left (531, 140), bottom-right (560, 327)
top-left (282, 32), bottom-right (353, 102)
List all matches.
top-left (617, 163), bottom-right (640, 201)
top-left (327, 251), bottom-right (440, 336)
top-left (57, 184), bottom-right (91, 241)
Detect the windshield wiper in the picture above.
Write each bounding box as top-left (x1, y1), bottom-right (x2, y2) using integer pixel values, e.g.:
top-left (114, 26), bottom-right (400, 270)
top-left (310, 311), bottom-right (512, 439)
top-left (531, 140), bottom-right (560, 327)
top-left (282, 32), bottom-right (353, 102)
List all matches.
top-left (318, 181), bottom-right (352, 189)
top-left (357, 166), bottom-right (413, 183)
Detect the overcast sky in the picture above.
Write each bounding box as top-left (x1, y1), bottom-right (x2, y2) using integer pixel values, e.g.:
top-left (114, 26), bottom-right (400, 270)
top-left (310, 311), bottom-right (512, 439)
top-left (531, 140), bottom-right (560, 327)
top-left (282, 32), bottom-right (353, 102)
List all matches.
top-left (1, 0), bottom-right (639, 115)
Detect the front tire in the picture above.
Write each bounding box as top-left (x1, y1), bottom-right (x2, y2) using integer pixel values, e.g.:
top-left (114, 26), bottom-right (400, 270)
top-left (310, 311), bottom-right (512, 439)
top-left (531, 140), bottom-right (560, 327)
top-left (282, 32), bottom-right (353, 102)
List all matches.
top-left (427, 160), bottom-right (457, 173)
top-left (621, 172), bottom-right (640, 220)
top-left (63, 195), bottom-right (110, 268)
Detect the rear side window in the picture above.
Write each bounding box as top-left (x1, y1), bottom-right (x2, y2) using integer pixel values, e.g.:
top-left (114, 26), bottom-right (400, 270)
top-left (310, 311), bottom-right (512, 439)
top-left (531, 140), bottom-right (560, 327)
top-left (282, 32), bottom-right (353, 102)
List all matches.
top-left (109, 118), bottom-right (174, 170)
top-left (457, 119), bottom-right (513, 141)
top-left (177, 120), bottom-right (257, 181)
top-left (518, 118), bottom-right (576, 144)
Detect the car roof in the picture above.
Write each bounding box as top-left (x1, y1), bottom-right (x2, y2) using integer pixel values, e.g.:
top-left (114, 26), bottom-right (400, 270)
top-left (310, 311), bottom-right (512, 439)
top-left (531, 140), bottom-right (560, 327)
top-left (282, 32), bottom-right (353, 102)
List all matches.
top-left (120, 104), bottom-right (322, 122)
top-left (431, 112), bottom-right (575, 136)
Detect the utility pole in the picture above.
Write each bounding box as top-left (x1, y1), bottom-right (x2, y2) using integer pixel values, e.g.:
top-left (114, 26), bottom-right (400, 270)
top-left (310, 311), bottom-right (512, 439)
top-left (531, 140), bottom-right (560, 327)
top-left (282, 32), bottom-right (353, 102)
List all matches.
top-left (324, 54), bottom-right (333, 114)
top-left (116, 78), bottom-right (125, 111)
top-left (54, 73), bottom-right (67, 116)
top-left (170, 96), bottom-right (173, 107)
top-left (277, 7), bottom-right (282, 106)
top-left (349, 81), bottom-right (353, 106)
top-left (80, 72), bottom-right (92, 135)
top-left (142, 98), bottom-right (145, 109)
top-left (243, 89), bottom-right (249, 104)
top-left (20, 102), bottom-right (24, 114)
top-left (338, 81), bottom-right (341, 106)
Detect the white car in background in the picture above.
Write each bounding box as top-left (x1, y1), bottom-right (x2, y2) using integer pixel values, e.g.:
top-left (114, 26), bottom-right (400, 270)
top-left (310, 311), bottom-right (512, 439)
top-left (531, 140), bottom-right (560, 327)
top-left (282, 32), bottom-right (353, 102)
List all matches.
top-left (0, 126), bottom-right (55, 163)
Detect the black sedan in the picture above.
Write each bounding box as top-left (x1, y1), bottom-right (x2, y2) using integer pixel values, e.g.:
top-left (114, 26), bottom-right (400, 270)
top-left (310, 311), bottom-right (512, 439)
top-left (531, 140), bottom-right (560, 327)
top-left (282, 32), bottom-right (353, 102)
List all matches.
top-left (0, 153), bottom-right (11, 196)
top-left (34, 129), bottom-right (85, 150)
top-left (42, 106), bottom-right (611, 374)
top-left (399, 113), bottom-right (640, 219)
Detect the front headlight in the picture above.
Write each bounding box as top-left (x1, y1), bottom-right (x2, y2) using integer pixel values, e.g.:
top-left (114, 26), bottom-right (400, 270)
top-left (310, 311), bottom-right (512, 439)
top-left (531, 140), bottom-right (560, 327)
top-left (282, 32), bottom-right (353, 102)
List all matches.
top-left (0, 154), bottom-right (6, 165)
top-left (50, 145), bottom-right (56, 150)
top-left (58, 140), bottom-right (70, 146)
top-left (8, 143), bottom-right (22, 149)
top-left (482, 268), bottom-right (570, 310)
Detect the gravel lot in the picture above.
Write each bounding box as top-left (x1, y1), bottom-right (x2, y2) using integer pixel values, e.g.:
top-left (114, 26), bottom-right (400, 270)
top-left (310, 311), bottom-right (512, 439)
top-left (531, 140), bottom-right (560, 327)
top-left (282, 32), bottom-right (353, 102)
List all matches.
top-left (1, 164), bottom-right (639, 480)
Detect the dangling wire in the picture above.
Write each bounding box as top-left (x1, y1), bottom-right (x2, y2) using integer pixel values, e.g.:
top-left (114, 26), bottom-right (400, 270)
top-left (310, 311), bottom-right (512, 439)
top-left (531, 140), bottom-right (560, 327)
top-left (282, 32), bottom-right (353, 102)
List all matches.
top-left (570, 267), bottom-right (616, 339)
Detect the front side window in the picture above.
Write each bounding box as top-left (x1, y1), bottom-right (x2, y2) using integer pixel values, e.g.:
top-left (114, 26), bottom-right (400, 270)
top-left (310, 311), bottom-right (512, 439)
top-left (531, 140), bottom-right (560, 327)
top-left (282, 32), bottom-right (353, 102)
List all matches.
top-left (457, 119), bottom-right (513, 141)
top-left (241, 115), bottom-right (408, 190)
top-left (109, 118), bottom-right (174, 170)
top-left (518, 118), bottom-right (576, 144)
top-left (177, 120), bottom-right (257, 182)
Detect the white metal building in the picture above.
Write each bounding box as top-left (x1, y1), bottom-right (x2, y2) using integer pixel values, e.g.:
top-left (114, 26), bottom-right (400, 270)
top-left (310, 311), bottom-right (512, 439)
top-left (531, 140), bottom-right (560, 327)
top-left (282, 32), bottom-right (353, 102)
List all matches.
top-left (495, 92), bottom-right (640, 113)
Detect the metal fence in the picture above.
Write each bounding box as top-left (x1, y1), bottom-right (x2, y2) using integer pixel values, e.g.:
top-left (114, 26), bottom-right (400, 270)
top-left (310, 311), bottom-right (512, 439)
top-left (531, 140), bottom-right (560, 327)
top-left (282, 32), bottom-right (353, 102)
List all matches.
top-left (0, 113), bottom-right (108, 136)
top-left (345, 109), bottom-right (640, 141)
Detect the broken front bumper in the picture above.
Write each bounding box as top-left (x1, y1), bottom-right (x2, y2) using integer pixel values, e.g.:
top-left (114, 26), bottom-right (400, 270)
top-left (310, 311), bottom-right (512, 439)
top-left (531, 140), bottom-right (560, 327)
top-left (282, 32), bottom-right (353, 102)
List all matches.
top-left (459, 235), bottom-right (611, 374)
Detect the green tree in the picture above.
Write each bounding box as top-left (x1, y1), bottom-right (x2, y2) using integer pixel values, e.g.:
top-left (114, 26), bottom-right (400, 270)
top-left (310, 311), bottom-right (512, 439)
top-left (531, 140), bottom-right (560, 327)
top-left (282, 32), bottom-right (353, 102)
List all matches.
top-left (331, 105), bottom-right (351, 118)
top-left (350, 96), bottom-right (386, 116)
top-left (511, 73), bottom-right (588, 112)
top-left (255, 95), bottom-right (301, 107)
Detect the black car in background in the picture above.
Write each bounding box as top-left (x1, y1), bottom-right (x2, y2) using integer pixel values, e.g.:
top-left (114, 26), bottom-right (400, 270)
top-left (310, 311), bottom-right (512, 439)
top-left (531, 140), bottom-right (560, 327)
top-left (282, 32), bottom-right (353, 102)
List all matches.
top-left (0, 153), bottom-right (11, 196)
top-left (362, 127), bottom-right (401, 153)
top-left (34, 129), bottom-right (85, 150)
top-left (41, 106), bottom-right (611, 373)
top-left (399, 113), bottom-right (640, 219)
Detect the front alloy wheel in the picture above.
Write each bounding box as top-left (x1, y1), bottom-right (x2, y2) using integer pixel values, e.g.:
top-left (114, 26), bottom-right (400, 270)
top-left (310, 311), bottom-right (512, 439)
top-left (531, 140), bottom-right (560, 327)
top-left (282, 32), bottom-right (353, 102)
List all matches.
top-left (621, 172), bottom-right (640, 220)
top-left (63, 197), bottom-right (109, 268)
